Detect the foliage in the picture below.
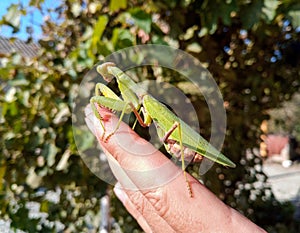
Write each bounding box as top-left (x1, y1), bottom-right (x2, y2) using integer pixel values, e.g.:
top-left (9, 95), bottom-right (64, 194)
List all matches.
top-left (267, 93), bottom-right (300, 141)
top-left (1, 0), bottom-right (300, 232)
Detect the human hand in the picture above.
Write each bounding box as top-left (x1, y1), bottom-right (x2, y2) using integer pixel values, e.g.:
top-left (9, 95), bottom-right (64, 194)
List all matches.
top-left (85, 104), bottom-right (266, 233)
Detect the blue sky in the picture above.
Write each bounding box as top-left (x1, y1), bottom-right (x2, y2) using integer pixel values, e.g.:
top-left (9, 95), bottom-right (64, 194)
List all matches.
top-left (0, 0), bottom-right (60, 41)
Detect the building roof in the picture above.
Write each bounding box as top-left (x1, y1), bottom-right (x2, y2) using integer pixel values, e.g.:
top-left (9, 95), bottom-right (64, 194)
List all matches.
top-left (0, 36), bottom-right (39, 58)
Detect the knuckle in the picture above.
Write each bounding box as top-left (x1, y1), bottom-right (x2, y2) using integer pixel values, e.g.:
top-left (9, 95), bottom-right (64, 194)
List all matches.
top-left (128, 188), bottom-right (170, 218)
top-left (143, 188), bottom-right (170, 218)
top-left (129, 191), bottom-right (146, 213)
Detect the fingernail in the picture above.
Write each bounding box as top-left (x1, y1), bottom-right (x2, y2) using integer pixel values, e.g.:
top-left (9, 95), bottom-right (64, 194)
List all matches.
top-left (114, 183), bottom-right (127, 204)
top-left (85, 114), bottom-right (96, 135)
top-left (84, 105), bottom-right (104, 137)
top-left (84, 104), bottom-right (93, 117)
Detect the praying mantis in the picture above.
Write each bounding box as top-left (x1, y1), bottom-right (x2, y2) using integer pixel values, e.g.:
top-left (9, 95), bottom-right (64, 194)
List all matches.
top-left (90, 62), bottom-right (236, 196)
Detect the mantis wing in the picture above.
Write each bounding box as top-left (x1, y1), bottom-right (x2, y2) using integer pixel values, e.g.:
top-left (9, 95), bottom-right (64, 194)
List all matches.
top-left (143, 95), bottom-right (236, 168)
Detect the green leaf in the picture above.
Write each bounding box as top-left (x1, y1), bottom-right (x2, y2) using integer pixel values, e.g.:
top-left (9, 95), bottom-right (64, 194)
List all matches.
top-left (129, 8), bottom-right (152, 33)
top-left (8, 74), bottom-right (30, 86)
top-left (151, 35), bottom-right (168, 45)
top-left (71, 3), bottom-right (81, 17)
top-left (288, 9), bottom-right (300, 28)
top-left (5, 87), bottom-right (17, 103)
top-left (8, 101), bottom-right (18, 116)
top-left (199, 0), bottom-right (237, 35)
top-left (0, 68), bottom-right (10, 79)
top-left (109, 0), bottom-right (127, 12)
top-left (42, 143), bottom-right (58, 167)
top-left (88, 2), bottom-right (102, 14)
top-left (3, 131), bottom-right (16, 140)
top-left (112, 28), bottom-right (134, 49)
top-left (91, 15), bottom-right (109, 52)
top-left (0, 162), bottom-right (6, 190)
top-left (186, 42), bottom-right (202, 53)
top-left (26, 167), bottom-right (42, 189)
top-left (281, 2), bottom-right (300, 28)
top-left (3, 4), bottom-right (22, 32)
top-left (262, 0), bottom-right (280, 23)
top-left (29, 0), bottom-right (45, 9)
top-left (53, 105), bottom-right (70, 125)
top-left (96, 40), bottom-right (113, 57)
top-left (56, 149), bottom-right (71, 171)
top-left (21, 90), bottom-right (31, 107)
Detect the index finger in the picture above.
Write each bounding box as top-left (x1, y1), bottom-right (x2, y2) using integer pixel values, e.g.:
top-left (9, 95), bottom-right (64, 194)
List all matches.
top-left (84, 104), bottom-right (181, 191)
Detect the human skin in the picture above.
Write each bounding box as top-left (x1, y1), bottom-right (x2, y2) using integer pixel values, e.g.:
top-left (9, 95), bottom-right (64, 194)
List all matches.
top-left (85, 105), bottom-right (266, 233)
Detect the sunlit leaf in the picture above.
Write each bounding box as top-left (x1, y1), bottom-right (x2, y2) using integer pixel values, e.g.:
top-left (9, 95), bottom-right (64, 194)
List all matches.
top-left (8, 101), bottom-right (18, 116)
top-left (88, 2), bottom-right (102, 14)
top-left (151, 35), bottom-right (168, 45)
top-left (112, 28), bottom-right (134, 49)
top-left (42, 143), bottom-right (58, 167)
top-left (5, 87), bottom-right (17, 102)
top-left (91, 15), bottom-right (108, 52)
top-left (56, 149), bottom-right (71, 171)
top-left (8, 74), bottom-right (30, 86)
top-left (21, 90), bottom-right (31, 107)
top-left (71, 3), bottom-right (81, 17)
top-left (53, 105), bottom-right (70, 125)
top-left (262, 0), bottom-right (280, 22)
top-left (186, 42), bottom-right (202, 53)
top-left (29, 0), bottom-right (45, 9)
top-left (109, 0), bottom-right (127, 12)
top-left (288, 9), bottom-right (300, 28)
top-left (0, 162), bottom-right (7, 190)
top-left (3, 4), bottom-right (22, 32)
top-left (26, 167), bottom-right (42, 189)
top-left (199, 0), bottom-right (237, 34)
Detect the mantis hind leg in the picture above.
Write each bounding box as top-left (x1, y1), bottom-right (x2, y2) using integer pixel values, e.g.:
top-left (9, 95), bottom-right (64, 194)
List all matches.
top-left (161, 121), bottom-right (193, 197)
top-left (130, 103), bottom-right (150, 128)
top-left (177, 122), bottom-right (193, 197)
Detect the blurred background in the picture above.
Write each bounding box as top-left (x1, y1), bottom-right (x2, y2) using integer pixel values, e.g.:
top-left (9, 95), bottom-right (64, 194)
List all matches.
top-left (0, 0), bottom-right (300, 232)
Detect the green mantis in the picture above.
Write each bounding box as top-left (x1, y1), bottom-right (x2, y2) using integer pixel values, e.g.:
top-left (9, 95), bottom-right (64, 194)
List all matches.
top-left (90, 62), bottom-right (236, 196)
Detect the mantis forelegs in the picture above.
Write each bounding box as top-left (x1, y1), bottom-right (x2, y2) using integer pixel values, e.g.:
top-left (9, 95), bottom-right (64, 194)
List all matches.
top-left (90, 83), bottom-right (134, 142)
top-left (90, 99), bottom-right (107, 140)
top-left (104, 102), bottom-right (130, 142)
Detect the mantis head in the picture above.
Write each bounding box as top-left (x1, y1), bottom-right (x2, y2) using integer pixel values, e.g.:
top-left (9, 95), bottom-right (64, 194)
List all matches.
top-left (97, 62), bottom-right (116, 82)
